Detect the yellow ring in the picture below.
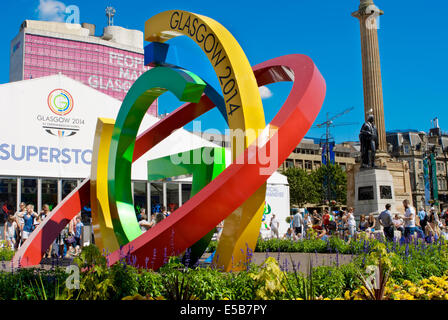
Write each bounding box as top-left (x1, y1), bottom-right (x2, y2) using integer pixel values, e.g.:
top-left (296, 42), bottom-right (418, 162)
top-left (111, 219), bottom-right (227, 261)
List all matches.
top-left (145, 10), bottom-right (267, 271)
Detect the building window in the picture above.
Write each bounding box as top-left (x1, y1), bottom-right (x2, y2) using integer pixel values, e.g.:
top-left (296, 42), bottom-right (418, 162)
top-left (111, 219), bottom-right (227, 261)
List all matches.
top-left (150, 182), bottom-right (163, 213)
top-left (21, 178), bottom-right (37, 207)
top-left (62, 179), bottom-right (78, 200)
top-left (0, 178), bottom-right (17, 212)
top-left (419, 176), bottom-right (424, 190)
top-left (182, 184), bottom-right (192, 205)
top-left (133, 181), bottom-right (147, 213)
top-left (285, 159), bottom-right (294, 169)
top-left (305, 160), bottom-right (313, 170)
top-left (41, 179), bottom-right (57, 210)
top-left (166, 183), bottom-right (180, 212)
top-left (403, 144), bottom-right (410, 154)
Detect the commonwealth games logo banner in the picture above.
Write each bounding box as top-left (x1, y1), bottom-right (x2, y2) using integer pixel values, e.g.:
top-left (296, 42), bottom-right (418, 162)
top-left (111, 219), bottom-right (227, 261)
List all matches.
top-left (37, 88), bottom-right (85, 137)
top-left (48, 89), bottom-right (74, 116)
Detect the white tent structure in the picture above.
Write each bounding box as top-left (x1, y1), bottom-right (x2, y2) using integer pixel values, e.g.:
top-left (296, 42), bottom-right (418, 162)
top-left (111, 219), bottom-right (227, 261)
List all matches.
top-left (0, 74), bottom-right (290, 234)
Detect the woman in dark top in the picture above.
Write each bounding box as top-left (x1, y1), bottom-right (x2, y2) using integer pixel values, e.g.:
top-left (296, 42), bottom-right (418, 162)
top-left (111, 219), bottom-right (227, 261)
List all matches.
top-left (359, 215), bottom-right (368, 232)
top-left (367, 214), bottom-right (376, 233)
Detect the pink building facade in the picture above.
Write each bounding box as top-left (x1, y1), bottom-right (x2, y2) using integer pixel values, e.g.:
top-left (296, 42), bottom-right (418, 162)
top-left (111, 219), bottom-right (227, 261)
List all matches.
top-left (10, 23), bottom-right (158, 115)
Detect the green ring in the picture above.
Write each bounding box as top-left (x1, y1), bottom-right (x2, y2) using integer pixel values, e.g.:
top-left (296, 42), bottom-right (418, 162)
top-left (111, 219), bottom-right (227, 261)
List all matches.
top-left (108, 66), bottom-right (206, 245)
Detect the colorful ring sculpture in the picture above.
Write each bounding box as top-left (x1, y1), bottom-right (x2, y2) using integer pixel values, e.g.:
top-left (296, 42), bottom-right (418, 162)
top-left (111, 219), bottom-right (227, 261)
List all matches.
top-left (13, 10), bottom-right (326, 272)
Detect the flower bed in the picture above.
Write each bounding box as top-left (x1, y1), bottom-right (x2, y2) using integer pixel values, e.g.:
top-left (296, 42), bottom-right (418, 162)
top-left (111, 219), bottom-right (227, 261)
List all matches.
top-left (0, 237), bottom-right (447, 300)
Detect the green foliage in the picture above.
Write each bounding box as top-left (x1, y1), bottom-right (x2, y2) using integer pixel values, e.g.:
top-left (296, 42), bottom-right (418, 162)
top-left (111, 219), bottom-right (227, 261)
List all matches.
top-left (311, 163), bottom-right (347, 205)
top-left (135, 270), bottom-right (164, 297)
top-left (1, 241), bottom-right (448, 300)
top-left (185, 267), bottom-right (233, 300)
top-left (283, 167), bottom-right (318, 207)
top-left (0, 243), bottom-right (14, 261)
top-left (0, 267), bottom-right (68, 300)
top-left (311, 266), bottom-right (346, 299)
top-left (282, 164), bottom-right (347, 206)
top-left (73, 244), bottom-right (107, 269)
top-left (249, 257), bottom-right (286, 300)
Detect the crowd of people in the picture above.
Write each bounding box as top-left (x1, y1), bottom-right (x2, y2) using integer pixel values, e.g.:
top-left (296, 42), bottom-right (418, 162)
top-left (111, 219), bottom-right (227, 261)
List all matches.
top-left (4, 198), bottom-right (448, 260)
top-left (1, 202), bottom-right (175, 258)
top-left (1, 202), bottom-right (85, 258)
top-left (136, 206), bottom-right (171, 232)
top-left (276, 199), bottom-right (448, 243)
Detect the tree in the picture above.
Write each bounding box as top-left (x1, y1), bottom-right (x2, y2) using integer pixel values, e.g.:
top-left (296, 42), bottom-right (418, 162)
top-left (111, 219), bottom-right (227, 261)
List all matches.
top-left (311, 164), bottom-right (347, 205)
top-left (282, 167), bottom-right (318, 207)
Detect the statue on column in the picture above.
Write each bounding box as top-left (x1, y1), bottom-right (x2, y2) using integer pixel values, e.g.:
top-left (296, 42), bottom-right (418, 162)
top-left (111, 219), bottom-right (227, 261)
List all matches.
top-left (359, 114), bottom-right (378, 168)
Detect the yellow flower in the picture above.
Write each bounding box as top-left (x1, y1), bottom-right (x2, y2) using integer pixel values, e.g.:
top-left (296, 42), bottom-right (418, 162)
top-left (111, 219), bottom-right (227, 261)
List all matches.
top-left (344, 291), bottom-right (352, 300)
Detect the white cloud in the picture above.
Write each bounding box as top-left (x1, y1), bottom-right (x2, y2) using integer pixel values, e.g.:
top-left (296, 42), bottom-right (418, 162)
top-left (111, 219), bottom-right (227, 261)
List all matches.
top-left (36, 0), bottom-right (67, 22)
top-left (259, 85), bottom-right (273, 99)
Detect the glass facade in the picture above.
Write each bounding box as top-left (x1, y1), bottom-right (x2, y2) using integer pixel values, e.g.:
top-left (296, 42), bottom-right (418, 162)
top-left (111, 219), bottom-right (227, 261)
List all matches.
top-left (134, 181), bottom-right (147, 212)
top-left (166, 183), bottom-right (180, 213)
top-left (22, 34), bottom-right (157, 115)
top-left (21, 178), bottom-right (37, 207)
top-left (182, 184), bottom-right (192, 205)
top-left (41, 179), bottom-right (58, 210)
top-left (0, 176), bottom-right (192, 220)
top-left (62, 179), bottom-right (78, 199)
top-left (150, 183), bottom-right (163, 213)
top-left (0, 178), bottom-right (17, 212)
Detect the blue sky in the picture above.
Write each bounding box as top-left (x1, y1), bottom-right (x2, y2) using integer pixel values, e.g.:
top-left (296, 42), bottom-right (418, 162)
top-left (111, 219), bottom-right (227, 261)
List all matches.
top-left (2, 0), bottom-right (447, 142)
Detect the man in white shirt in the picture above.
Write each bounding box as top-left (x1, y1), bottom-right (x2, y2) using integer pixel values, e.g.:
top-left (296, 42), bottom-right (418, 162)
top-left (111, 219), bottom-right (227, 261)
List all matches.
top-left (402, 199), bottom-right (416, 239)
top-left (270, 214), bottom-right (280, 239)
top-left (347, 207), bottom-right (356, 238)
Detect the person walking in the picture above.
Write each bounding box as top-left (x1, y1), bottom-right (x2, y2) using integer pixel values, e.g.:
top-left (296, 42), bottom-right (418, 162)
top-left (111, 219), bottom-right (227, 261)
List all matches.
top-left (347, 207), bottom-right (356, 239)
top-left (402, 199), bottom-right (416, 239)
top-left (74, 215), bottom-right (84, 256)
top-left (378, 204), bottom-right (394, 241)
top-left (3, 214), bottom-right (18, 249)
top-left (14, 202), bottom-right (26, 249)
top-left (303, 212), bottom-right (312, 238)
top-left (270, 214), bottom-right (280, 239)
top-left (292, 210), bottom-right (303, 239)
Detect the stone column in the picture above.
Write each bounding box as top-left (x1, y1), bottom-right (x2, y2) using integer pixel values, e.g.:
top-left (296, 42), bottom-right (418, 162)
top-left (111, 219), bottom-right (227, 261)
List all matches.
top-left (352, 0), bottom-right (387, 153)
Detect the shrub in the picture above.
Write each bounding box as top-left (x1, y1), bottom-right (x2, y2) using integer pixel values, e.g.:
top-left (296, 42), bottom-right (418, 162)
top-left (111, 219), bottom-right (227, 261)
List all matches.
top-left (0, 243), bottom-right (14, 261)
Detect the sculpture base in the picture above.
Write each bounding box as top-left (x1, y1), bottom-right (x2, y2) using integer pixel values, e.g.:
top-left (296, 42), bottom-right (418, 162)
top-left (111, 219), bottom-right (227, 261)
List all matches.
top-left (347, 155), bottom-right (412, 215)
top-left (354, 168), bottom-right (395, 216)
